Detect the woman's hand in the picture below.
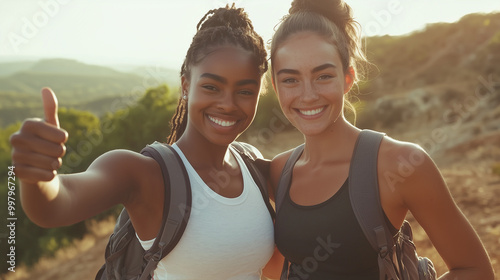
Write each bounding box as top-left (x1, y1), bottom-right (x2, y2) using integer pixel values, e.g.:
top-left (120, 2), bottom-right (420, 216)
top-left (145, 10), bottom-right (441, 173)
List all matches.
top-left (10, 87), bottom-right (68, 184)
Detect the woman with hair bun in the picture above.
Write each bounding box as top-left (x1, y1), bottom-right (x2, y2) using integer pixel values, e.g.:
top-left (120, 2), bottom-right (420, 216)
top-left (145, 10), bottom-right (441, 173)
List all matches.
top-left (269, 0), bottom-right (494, 279)
top-left (11, 4), bottom-right (280, 279)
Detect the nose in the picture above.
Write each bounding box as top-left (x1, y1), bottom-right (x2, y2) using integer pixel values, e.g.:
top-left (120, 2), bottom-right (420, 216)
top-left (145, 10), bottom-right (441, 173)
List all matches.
top-left (217, 92), bottom-right (238, 112)
top-left (301, 81), bottom-right (319, 102)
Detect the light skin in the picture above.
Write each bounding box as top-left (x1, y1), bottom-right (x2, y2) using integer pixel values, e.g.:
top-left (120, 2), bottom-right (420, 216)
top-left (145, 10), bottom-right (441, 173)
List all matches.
top-left (10, 45), bottom-right (282, 278)
top-left (269, 31), bottom-right (494, 280)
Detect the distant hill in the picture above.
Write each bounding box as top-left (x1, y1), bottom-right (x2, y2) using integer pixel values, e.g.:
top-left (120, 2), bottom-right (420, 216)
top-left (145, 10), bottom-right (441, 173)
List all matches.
top-left (0, 60), bottom-right (36, 77)
top-left (110, 64), bottom-right (181, 88)
top-left (0, 58), bottom-right (181, 125)
top-left (0, 58), bottom-right (144, 99)
top-left (29, 58), bottom-right (125, 77)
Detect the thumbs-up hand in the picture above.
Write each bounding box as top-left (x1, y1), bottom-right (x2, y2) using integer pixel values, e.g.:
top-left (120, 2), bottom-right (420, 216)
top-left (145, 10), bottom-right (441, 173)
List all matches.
top-left (10, 87), bottom-right (68, 184)
top-left (42, 87), bottom-right (60, 128)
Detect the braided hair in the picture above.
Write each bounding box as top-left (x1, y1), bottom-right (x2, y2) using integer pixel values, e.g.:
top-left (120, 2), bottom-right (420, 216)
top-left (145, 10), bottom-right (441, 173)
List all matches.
top-left (166, 4), bottom-right (268, 144)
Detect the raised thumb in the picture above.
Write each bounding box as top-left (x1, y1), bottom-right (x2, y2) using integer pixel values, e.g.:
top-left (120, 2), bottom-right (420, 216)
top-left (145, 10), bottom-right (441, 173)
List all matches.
top-left (41, 87), bottom-right (60, 128)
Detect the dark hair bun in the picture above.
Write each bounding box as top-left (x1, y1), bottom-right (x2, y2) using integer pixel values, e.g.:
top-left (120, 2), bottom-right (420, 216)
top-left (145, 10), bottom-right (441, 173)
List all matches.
top-left (289, 0), bottom-right (353, 30)
top-left (197, 4), bottom-right (253, 31)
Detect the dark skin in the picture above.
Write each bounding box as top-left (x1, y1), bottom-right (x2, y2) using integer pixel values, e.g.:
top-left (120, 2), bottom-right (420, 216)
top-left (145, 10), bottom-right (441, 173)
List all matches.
top-left (269, 31), bottom-right (494, 280)
top-left (10, 90), bottom-right (164, 239)
top-left (176, 46), bottom-right (263, 199)
top-left (10, 45), bottom-right (263, 243)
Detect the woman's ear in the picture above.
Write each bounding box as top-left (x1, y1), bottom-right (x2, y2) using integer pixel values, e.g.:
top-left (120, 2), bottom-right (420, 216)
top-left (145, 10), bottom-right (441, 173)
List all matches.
top-left (181, 75), bottom-right (189, 97)
top-left (344, 66), bottom-right (355, 94)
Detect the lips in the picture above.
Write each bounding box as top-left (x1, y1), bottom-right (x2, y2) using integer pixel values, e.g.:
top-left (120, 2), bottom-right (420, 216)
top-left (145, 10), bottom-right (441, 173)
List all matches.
top-left (207, 115), bottom-right (237, 127)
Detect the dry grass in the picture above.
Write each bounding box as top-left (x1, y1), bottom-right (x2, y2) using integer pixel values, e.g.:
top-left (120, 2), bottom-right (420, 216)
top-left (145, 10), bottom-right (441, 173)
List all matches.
top-left (5, 217), bottom-right (115, 280)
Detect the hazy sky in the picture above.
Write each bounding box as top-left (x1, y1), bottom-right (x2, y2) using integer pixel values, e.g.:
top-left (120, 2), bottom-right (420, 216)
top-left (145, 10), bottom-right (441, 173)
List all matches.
top-left (1, 0), bottom-right (499, 69)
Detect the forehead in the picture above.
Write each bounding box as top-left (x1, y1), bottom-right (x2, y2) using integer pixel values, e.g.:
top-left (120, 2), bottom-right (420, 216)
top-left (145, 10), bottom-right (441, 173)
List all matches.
top-left (274, 32), bottom-right (341, 71)
top-left (191, 46), bottom-right (261, 80)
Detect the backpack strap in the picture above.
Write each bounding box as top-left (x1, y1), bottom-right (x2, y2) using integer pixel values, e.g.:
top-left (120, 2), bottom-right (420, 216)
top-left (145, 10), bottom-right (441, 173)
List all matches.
top-left (139, 142), bottom-right (192, 280)
top-left (348, 130), bottom-right (399, 280)
top-left (274, 144), bottom-right (304, 280)
top-left (275, 144), bottom-right (304, 216)
top-left (230, 142), bottom-right (275, 220)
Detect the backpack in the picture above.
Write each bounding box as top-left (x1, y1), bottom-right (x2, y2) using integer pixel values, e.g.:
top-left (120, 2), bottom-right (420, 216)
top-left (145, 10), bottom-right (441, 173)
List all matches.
top-left (275, 130), bottom-right (437, 280)
top-left (95, 141), bottom-right (275, 280)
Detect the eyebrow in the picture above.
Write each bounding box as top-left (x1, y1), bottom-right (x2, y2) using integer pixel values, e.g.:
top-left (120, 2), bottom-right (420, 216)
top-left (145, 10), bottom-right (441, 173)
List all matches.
top-left (276, 63), bottom-right (337, 76)
top-left (276, 68), bottom-right (299, 76)
top-left (312, 63), bottom-right (336, 73)
top-left (200, 73), bottom-right (259, 86)
top-left (201, 73), bottom-right (227, 84)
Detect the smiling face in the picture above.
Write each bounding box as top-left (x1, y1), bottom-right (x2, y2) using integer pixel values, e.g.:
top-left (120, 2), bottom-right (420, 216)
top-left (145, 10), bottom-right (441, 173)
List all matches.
top-left (273, 32), bottom-right (353, 136)
top-left (181, 45), bottom-right (261, 146)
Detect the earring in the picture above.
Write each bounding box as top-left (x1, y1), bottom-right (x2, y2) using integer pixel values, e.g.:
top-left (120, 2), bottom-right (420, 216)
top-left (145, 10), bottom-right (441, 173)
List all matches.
top-left (182, 95), bottom-right (187, 100)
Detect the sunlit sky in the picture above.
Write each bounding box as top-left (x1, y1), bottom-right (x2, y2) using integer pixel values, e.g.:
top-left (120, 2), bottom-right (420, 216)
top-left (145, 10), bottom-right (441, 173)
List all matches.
top-left (1, 0), bottom-right (499, 69)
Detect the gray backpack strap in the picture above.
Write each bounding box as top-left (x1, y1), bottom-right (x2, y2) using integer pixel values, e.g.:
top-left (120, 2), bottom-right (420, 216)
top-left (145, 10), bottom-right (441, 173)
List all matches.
top-left (275, 144), bottom-right (304, 216)
top-left (348, 130), bottom-right (399, 280)
top-left (275, 144), bottom-right (304, 280)
top-left (230, 142), bottom-right (275, 220)
top-left (140, 142), bottom-right (192, 280)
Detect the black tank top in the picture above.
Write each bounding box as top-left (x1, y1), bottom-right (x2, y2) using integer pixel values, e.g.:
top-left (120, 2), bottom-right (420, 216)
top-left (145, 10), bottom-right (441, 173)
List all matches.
top-left (275, 177), bottom-right (398, 280)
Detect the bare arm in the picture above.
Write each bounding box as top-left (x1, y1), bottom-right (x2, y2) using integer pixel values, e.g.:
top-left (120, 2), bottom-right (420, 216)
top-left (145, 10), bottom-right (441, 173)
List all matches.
top-left (380, 141), bottom-right (495, 280)
top-left (10, 88), bottom-right (151, 228)
top-left (19, 151), bottom-right (149, 227)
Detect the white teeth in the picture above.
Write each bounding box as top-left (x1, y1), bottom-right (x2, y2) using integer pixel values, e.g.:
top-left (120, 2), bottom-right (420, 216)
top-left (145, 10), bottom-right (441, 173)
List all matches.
top-left (299, 107), bottom-right (324, 116)
top-left (208, 115), bottom-right (237, 127)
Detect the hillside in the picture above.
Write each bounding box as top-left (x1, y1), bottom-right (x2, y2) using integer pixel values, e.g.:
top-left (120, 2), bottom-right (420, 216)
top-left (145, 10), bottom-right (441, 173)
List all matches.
top-left (0, 61), bottom-right (36, 77)
top-left (357, 12), bottom-right (500, 165)
top-left (0, 58), bottom-right (144, 99)
top-left (360, 13), bottom-right (500, 96)
top-left (0, 59), bottom-right (180, 126)
top-left (28, 59), bottom-right (125, 77)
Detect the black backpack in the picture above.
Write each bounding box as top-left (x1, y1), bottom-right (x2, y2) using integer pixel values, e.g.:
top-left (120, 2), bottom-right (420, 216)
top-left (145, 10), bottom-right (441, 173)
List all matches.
top-left (96, 141), bottom-right (274, 280)
top-left (275, 130), bottom-right (437, 280)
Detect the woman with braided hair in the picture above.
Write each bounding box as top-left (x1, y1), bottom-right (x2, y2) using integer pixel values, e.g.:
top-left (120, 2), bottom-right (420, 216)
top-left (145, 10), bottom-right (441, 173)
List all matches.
top-left (268, 0), bottom-right (494, 279)
top-left (10, 4), bottom-right (281, 279)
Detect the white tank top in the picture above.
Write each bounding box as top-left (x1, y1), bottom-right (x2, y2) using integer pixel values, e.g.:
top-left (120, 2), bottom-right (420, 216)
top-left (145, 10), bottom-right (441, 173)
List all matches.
top-left (137, 143), bottom-right (274, 280)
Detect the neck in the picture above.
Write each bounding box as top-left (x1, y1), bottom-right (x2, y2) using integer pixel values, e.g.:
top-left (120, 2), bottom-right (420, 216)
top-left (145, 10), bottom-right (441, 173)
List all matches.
top-left (175, 130), bottom-right (233, 170)
top-left (301, 119), bottom-right (360, 166)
